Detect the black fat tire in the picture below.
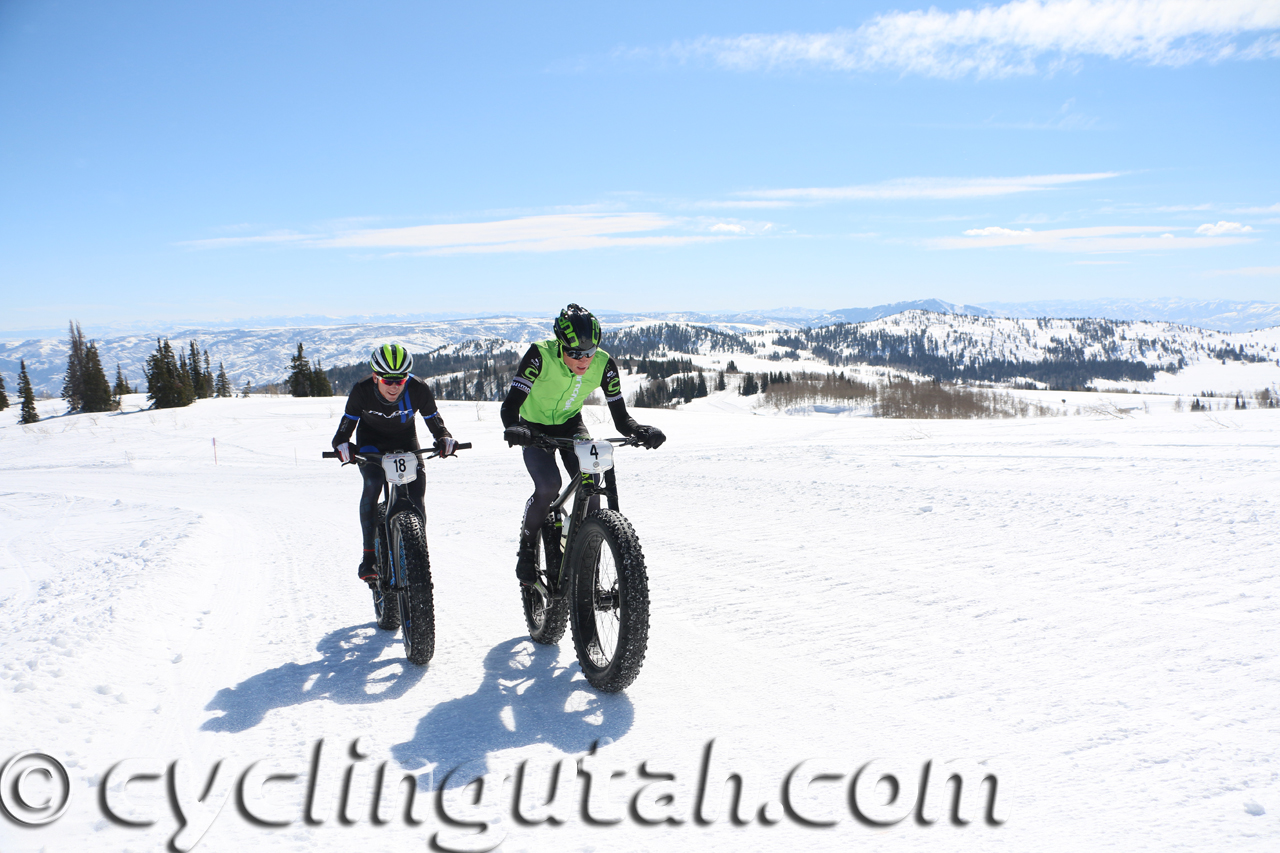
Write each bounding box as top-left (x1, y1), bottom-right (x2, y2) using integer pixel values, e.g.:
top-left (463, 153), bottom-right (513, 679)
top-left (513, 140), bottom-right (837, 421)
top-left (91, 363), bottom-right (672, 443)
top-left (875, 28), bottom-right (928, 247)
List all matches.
top-left (372, 502), bottom-right (399, 631)
top-left (522, 515), bottom-right (569, 645)
top-left (568, 509), bottom-right (649, 693)
top-left (392, 512), bottom-right (435, 665)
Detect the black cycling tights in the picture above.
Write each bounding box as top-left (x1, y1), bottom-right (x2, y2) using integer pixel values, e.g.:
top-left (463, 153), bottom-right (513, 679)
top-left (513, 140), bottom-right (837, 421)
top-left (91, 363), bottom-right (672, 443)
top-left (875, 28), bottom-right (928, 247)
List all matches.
top-left (520, 445), bottom-right (599, 543)
top-left (359, 459), bottom-right (425, 550)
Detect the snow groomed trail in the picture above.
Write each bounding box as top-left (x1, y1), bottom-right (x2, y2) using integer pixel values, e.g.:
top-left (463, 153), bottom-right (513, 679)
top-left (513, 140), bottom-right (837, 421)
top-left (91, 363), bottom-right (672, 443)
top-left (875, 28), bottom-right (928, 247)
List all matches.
top-left (1, 395), bottom-right (1277, 852)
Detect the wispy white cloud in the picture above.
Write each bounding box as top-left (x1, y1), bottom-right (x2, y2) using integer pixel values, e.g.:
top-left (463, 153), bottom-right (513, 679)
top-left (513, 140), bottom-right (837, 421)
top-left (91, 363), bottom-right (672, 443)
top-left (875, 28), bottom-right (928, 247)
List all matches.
top-left (183, 212), bottom-right (752, 255)
top-left (1195, 220), bottom-right (1255, 235)
top-left (739, 171), bottom-right (1119, 202)
top-left (933, 223), bottom-right (1258, 251)
top-left (182, 231), bottom-right (312, 249)
top-left (653, 0), bottom-right (1280, 79)
top-left (322, 213), bottom-right (672, 250)
top-left (398, 233), bottom-right (719, 256)
top-left (1205, 265), bottom-right (1280, 276)
top-left (691, 199), bottom-right (797, 209)
top-left (1225, 203), bottom-right (1280, 214)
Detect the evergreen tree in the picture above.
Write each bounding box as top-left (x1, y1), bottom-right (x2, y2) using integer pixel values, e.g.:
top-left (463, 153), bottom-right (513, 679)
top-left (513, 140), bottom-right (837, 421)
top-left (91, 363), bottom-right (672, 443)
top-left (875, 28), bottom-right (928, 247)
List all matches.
top-left (144, 339), bottom-right (169, 408)
top-left (201, 350), bottom-right (215, 398)
top-left (187, 341), bottom-right (206, 399)
top-left (61, 320), bottom-right (88, 412)
top-left (145, 338), bottom-right (195, 409)
top-left (740, 373), bottom-right (759, 395)
top-left (309, 358), bottom-right (333, 397)
top-left (80, 342), bottom-right (115, 412)
top-left (17, 360), bottom-right (39, 424)
top-left (177, 351), bottom-right (197, 403)
top-left (695, 373), bottom-right (708, 398)
top-left (215, 362), bottom-right (232, 398)
top-left (715, 370), bottom-right (726, 392)
top-left (242, 379), bottom-right (252, 397)
top-left (113, 364), bottom-right (132, 396)
top-left (288, 343), bottom-right (313, 397)
top-left (0, 373), bottom-right (8, 411)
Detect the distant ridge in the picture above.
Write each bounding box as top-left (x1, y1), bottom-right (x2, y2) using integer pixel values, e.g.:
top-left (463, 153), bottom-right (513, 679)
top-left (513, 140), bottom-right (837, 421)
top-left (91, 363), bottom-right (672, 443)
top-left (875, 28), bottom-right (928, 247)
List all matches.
top-left (828, 299), bottom-right (993, 324)
top-left (980, 298), bottom-right (1280, 334)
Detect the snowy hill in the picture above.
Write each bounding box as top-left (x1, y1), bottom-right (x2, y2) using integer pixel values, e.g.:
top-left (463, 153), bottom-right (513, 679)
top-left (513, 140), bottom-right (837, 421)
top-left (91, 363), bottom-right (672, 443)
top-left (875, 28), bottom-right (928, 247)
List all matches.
top-left (1, 395), bottom-right (1277, 851)
top-left (785, 310), bottom-right (1280, 371)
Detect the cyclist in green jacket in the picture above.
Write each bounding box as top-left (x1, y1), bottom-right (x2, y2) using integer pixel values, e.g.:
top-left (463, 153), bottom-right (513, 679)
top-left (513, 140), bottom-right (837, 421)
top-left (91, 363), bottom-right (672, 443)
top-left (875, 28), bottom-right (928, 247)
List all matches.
top-left (500, 304), bottom-right (665, 584)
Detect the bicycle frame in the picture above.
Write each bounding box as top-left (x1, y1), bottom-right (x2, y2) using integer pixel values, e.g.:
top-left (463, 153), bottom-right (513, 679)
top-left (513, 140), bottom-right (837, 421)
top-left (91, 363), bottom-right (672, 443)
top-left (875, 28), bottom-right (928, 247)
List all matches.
top-left (323, 444), bottom-right (469, 591)
top-left (536, 437), bottom-right (630, 597)
top-left (378, 467), bottom-right (420, 591)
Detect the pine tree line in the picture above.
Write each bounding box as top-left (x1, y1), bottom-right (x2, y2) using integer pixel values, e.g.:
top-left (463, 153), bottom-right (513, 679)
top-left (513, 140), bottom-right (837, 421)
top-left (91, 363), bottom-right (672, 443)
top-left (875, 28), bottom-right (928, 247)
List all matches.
top-left (616, 356), bottom-right (702, 382)
top-left (631, 372), bottom-right (708, 408)
top-left (431, 358), bottom-right (520, 402)
top-left (141, 337), bottom-right (234, 408)
top-left (608, 323), bottom-right (756, 358)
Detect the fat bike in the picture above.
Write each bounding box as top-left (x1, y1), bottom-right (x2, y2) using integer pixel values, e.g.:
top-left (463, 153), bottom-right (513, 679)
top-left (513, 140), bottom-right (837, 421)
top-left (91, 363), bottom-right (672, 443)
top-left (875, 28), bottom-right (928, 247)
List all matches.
top-left (521, 435), bottom-right (651, 693)
top-left (324, 444), bottom-right (470, 665)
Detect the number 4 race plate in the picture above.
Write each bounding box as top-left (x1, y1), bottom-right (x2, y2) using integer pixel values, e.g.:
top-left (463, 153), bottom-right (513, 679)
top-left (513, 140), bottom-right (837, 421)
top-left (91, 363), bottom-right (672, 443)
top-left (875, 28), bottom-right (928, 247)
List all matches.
top-left (574, 439), bottom-right (614, 473)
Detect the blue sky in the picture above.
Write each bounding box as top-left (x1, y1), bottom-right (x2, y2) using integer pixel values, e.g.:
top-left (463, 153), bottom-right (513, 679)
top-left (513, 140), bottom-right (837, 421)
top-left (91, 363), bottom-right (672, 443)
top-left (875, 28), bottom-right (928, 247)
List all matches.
top-left (1, 0), bottom-right (1278, 331)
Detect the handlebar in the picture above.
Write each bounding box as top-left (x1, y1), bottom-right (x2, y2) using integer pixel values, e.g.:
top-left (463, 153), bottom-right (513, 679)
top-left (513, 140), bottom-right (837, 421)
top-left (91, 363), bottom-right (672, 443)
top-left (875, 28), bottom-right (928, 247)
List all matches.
top-left (323, 442), bottom-right (472, 463)
top-left (529, 435), bottom-right (642, 450)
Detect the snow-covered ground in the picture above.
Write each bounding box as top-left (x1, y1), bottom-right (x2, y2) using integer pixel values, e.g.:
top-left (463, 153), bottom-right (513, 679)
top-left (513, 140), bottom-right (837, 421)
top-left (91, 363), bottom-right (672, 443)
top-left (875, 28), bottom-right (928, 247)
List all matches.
top-left (1, 394), bottom-right (1277, 852)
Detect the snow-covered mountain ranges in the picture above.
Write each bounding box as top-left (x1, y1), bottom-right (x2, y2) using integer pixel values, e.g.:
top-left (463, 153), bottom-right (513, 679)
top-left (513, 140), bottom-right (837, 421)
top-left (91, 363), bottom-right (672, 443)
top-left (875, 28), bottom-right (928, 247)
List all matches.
top-left (4, 304), bottom-right (1280, 399)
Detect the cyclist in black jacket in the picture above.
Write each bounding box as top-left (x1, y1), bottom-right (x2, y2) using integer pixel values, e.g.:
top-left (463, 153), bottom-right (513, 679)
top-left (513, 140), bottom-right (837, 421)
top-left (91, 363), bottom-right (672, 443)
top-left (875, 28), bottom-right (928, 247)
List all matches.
top-left (331, 343), bottom-right (459, 585)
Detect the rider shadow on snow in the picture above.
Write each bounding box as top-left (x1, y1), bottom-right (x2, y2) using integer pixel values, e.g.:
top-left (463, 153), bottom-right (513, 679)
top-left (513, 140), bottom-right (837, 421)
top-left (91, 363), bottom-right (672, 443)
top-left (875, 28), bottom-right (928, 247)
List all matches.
top-left (392, 636), bottom-right (634, 789)
top-left (201, 623), bottom-right (426, 733)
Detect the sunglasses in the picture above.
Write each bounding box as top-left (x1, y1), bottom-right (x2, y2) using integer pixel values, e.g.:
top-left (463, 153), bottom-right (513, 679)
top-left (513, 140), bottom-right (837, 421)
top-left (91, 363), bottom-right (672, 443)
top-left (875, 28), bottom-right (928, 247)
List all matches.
top-left (564, 346), bottom-right (597, 360)
top-left (378, 375), bottom-right (408, 386)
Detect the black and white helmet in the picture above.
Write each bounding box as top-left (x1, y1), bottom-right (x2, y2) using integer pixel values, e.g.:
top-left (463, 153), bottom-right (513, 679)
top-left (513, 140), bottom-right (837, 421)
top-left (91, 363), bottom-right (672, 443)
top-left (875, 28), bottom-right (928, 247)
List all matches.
top-left (553, 304), bottom-right (601, 357)
top-left (369, 343), bottom-right (413, 378)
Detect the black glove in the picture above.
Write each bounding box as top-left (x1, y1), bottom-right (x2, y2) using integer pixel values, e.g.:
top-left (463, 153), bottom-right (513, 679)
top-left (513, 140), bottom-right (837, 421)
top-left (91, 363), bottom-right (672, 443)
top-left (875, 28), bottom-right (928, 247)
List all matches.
top-left (434, 436), bottom-right (457, 457)
top-left (504, 425), bottom-right (533, 447)
top-left (631, 424), bottom-right (665, 449)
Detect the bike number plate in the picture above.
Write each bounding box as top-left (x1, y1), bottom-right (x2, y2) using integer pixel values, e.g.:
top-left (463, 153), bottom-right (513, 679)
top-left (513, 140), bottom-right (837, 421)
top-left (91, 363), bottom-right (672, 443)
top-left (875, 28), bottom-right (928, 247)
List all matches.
top-left (574, 439), bottom-right (614, 473)
top-left (382, 452), bottom-right (418, 485)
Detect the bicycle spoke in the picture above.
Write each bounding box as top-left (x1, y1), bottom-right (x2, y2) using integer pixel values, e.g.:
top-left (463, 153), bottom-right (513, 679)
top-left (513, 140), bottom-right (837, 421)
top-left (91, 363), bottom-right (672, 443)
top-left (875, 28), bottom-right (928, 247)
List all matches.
top-left (589, 541), bottom-right (620, 667)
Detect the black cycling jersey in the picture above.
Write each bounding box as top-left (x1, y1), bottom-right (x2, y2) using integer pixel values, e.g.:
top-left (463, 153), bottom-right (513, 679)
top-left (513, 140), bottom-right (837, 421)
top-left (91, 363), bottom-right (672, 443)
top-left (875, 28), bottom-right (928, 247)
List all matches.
top-left (331, 375), bottom-right (451, 452)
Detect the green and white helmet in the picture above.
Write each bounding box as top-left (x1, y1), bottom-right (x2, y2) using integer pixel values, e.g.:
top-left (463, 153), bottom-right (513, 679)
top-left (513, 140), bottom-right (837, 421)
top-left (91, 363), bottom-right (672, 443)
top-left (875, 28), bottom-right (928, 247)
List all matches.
top-left (369, 343), bottom-right (413, 378)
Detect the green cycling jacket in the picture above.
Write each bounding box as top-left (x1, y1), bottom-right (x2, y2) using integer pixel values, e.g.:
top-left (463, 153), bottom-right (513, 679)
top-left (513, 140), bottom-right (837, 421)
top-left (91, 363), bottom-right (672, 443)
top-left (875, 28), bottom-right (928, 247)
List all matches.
top-left (518, 339), bottom-right (616, 425)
